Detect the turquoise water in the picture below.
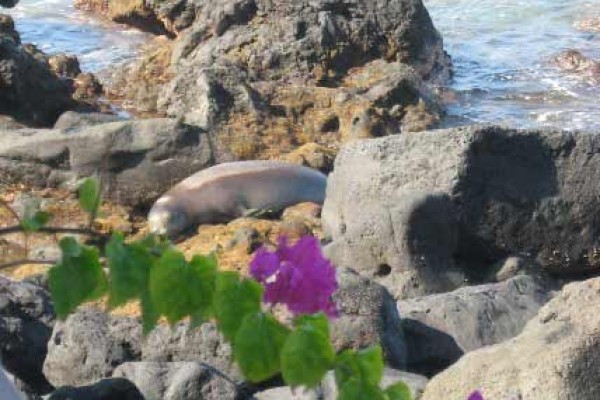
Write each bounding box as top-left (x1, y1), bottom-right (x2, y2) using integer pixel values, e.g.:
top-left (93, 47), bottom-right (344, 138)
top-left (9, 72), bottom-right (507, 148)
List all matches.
top-left (4, 0), bottom-right (600, 130)
top-left (425, 0), bottom-right (600, 130)
top-left (4, 0), bottom-right (148, 72)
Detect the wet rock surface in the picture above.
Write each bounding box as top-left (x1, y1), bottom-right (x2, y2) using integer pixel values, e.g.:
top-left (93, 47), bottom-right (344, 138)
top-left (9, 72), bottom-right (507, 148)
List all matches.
top-left (0, 15), bottom-right (74, 127)
top-left (574, 15), bottom-right (600, 32)
top-left (551, 49), bottom-right (599, 84)
top-left (0, 3), bottom-right (109, 128)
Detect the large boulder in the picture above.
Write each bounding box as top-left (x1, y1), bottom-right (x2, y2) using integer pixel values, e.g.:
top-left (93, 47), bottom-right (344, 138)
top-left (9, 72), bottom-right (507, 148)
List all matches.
top-left (398, 275), bottom-right (556, 375)
top-left (0, 118), bottom-right (213, 206)
top-left (0, 277), bottom-right (55, 394)
top-left (323, 126), bottom-right (600, 299)
top-left (167, 0), bottom-right (449, 84)
top-left (109, 0), bottom-right (450, 160)
top-left (43, 308), bottom-right (142, 388)
top-left (421, 277), bottom-right (600, 400)
top-left (0, 15), bottom-right (74, 126)
top-left (43, 308), bottom-right (238, 388)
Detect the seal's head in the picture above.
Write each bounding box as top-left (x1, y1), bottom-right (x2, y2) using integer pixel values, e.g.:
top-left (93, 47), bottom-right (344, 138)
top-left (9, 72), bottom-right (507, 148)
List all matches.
top-left (148, 197), bottom-right (189, 237)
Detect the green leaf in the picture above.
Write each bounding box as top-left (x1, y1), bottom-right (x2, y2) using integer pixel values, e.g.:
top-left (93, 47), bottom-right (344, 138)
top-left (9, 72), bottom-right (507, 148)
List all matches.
top-left (137, 233), bottom-right (173, 256)
top-left (213, 272), bottom-right (263, 341)
top-left (106, 233), bottom-right (153, 309)
top-left (141, 291), bottom-right (159, 334)
top-left (21, 211), bottom-right (51, 232)
top-left (384, 381), bottom-right (412, 400)
top-left (188, 254), bottom-right (218, 320)
top-left (337, 379), bottom-right (387, 400)
top-left (335, 346), bottom-right (384, 388)
top-left (78, 177), bottom-right (101, 214)
top-left (49, 237), bottom-right (107, 319)
top-left (281, 313), bottom-right (335, 388)
top-left (148, 249), bottom-right (217, 325)
top-left (234, 312), bottom-right (290, 382)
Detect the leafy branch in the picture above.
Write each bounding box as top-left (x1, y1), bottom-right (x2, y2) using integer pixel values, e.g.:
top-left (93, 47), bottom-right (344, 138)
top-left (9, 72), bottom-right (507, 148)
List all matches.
top-left (0, 178), bottom-right (106, 271)
top-left (0, 177), bottom-right (412, 400)
top-left (0, 259), bottom-right (59, 270)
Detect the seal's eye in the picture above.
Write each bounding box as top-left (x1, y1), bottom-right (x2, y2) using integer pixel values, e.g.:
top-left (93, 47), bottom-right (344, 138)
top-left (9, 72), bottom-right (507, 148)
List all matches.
top-left (168, 210), bottom-right (188, 235)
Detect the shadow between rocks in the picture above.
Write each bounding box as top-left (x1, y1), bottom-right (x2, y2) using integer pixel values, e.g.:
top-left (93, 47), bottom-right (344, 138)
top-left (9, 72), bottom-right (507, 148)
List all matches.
top-left (402, 319), bottom-right (464, 377)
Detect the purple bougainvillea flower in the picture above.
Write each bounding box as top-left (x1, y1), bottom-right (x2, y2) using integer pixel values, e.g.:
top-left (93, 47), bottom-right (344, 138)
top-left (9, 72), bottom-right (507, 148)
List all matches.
top-left (250, 236), bottom-right (339, 318)
top-left (467, 390), bottom-right (484, 400)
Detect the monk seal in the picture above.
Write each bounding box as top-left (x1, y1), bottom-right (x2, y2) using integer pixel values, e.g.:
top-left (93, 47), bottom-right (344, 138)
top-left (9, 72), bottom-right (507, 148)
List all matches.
top-left (148, 160), bottom-right (327, 237)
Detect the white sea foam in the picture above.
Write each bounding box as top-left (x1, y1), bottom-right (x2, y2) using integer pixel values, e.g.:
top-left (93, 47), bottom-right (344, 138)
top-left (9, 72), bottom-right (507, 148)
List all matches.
top-left (2, 0), bottom-right (599, 131)
top-left (425, 0), bottom-right (600, 131)
top-left (4, 0), bottom-right (149, 72)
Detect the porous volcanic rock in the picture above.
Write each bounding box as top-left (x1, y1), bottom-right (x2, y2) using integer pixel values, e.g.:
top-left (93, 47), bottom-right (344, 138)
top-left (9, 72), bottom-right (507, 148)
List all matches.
top-left (398, 275), bottom-right (556, 375)
top-left (109, 0), bottom-right (451, 160)
top-left (323, 126), bottom-right (600, 298)
top-left (0, 118), bottom-right (213, 206)
top-left (420, 277), bottom-right (600, 400)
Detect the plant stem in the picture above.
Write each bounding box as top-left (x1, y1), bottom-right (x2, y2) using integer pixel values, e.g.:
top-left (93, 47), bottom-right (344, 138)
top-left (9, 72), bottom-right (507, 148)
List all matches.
top-left (0, 226), bottom-right (103, 238)
top-left (0, 198), bottom-right (21, 225)
top-left (198, 362), bottom-right (240, 391)
top-left (0, 259), bottom-right (56, 271)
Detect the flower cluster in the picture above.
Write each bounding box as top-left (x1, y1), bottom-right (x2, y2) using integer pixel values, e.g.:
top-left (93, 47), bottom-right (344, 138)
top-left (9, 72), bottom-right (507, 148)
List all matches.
top-left (468, 390), bottom-right (484, 400)
top-left (250, 236), bottom-right (338, 318)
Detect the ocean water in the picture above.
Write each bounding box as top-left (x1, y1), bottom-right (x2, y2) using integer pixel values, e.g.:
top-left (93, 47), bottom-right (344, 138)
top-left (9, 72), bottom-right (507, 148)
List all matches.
top-left (4, 0), bottom-right (149, 72)
top-left (425, 0), bottom-right (600, 130)
top-left (3, 0), bottom-right (600, 131)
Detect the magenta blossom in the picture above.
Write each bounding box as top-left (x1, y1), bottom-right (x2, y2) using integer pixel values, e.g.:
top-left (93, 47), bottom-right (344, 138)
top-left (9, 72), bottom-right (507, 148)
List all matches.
top-left (468, 390), bottom-right (484, 400)
top-left (249, 236), bottom-right (339, 318)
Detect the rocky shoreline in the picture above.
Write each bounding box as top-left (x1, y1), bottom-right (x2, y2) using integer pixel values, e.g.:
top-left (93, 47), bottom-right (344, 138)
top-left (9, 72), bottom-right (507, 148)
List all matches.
top-left (0, 13), bottom-right (105, 128)
top-left (1, 0), bottom-right (600, 399)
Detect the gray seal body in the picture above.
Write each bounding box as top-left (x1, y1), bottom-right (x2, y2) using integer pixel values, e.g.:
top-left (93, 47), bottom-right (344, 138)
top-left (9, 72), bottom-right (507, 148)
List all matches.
top-left (148, 160), bottom-right (327, 237)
